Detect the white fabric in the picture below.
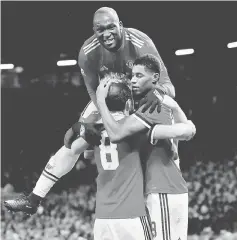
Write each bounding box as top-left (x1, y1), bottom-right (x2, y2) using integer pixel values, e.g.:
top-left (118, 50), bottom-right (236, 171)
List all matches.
top-left (81, 101), bottom-right (98, 118)
top-left (94, 217), bottom-right (149, 240)
top-left (33, 146), bottom-right (79, 197)
top-left (146, 193), bottom-right (188, 240)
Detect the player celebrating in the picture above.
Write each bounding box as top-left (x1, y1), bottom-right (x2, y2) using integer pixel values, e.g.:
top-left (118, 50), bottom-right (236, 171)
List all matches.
top-left (79, 6), bottom-right (175, 159)
top-left (96, 54), bottom-right (195, 240)
top-left (5, 68), bottom-right (192, 240)
top-left (79, 6), bottom-right (174, 111)
top-left (4, 6), bottom-right (175, 214)
top-left (71, 76), bottom-right (153, 240)
top-left (7, 74), bottom-right (154, 240)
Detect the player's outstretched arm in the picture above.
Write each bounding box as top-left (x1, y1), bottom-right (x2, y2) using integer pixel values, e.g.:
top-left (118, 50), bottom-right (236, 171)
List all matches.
top-left (96, 81), bottom-right (147, 143)
top-left (150, 121), bottom-right (196, 142)
top-left (162, 95), bottom-right (189, 123)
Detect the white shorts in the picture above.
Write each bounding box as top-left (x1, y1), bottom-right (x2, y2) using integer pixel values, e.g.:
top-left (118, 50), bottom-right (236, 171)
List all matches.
top-left (146, 193), bottom-right (188, 240)
top-left (94, 217), bottom-right (153, 240)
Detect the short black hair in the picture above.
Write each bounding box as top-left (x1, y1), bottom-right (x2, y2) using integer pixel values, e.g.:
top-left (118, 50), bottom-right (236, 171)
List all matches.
top-left (133, 54), bottom-right (161, 74)
top-left (103, 73), bottom-right (132, 112)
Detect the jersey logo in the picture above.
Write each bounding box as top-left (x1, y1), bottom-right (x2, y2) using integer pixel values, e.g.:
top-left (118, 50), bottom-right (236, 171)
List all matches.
top-left (46, 163), bottom-right (53, 170)
top-left (126, 60), bottom-right (134, 69)
top-left (125, 32), bottom-right (144, 48)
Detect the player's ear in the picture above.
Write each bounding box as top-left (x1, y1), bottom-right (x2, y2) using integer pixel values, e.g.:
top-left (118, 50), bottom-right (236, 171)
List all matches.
top-left (119, 21), bottom-right (123, 31)
top-left (152, 73), bottom-right (160, 84)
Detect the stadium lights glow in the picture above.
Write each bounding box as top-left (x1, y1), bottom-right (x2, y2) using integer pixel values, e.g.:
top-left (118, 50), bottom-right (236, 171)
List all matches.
top-left (0, 64), bottom-right (15, 70)
top-left (57, 60), bottom-right (77, 66)
top-left (15, 66), bottom-right (24, 73)
top-left (227, 41), bottom-right (237, 49)
top-left (175, 49), bottom-right (194, 56)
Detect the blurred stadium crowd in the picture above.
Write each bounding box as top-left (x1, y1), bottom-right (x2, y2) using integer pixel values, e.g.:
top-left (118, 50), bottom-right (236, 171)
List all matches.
top-left (1, 72), bottom-right (237, 239)
top-left (2, 158), bottom-right (237, 240)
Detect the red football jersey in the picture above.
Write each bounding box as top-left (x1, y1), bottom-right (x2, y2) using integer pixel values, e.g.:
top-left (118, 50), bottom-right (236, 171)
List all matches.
top-left (93, 113), bottom-right (147, 219)
top-left (133, 106), bottom-right (188, 195)
top-left (78, 28), bottom-right (173, 103)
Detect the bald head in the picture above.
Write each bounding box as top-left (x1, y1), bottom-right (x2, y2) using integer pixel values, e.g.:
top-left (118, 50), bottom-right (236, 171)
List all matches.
top-left (93, 7), bottom-right (119, 24)
top-left (92, 7), bottom-right (123, 51)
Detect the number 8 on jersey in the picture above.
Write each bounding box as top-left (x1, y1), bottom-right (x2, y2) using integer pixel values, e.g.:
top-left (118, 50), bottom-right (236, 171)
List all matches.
top-left (99, 131), bottom-right (119, 170)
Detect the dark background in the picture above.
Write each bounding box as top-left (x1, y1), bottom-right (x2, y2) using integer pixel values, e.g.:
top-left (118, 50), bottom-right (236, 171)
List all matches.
top-left (2, 1), bottom-right (237, 171)
top-left (1, 2), bottom-right (237, 238)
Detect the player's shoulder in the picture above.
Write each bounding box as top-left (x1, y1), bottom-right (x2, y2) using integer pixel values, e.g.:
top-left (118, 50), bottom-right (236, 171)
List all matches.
top-left (133, 105), bottom-right (173, 128)
top-left (79, 34), bottom-right (101, 59)
top-left (125, 28), bottom-right (152, 43)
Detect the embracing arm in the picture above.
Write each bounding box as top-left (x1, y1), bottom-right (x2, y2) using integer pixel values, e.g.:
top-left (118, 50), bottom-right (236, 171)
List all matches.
top-left (97, 97), bottom-right (147, 143)
top-left (150, 121), bottom-right (196, 142)
top-left (150, 95), bottom-right (196, 141)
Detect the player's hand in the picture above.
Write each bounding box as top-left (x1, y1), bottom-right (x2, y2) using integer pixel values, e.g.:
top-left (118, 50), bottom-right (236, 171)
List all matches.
top-left (83, 123), bottom-right (104, 146)
top-left (96, 79), bottom-right (111, 103)
top-left (139, 88), bottom-right (165, 113)
top-left (72, 122), bottom-right (104, 146)
top-left (64, 127), bottom-right (78, 149)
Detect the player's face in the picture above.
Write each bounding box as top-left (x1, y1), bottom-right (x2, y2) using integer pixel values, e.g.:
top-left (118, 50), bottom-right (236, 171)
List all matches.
top-left (93, 14), bottom-right (122, 51)
top-left (131, 65), bottom-right (157, 96)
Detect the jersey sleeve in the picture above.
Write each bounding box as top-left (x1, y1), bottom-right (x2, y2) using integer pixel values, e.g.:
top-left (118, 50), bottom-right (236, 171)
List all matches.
top-left (78, 47), bottom-right (99, 105)
top-left (132, 105), bottom-right (173, 129)
top-left (129, 28), bottom-right (175, 98)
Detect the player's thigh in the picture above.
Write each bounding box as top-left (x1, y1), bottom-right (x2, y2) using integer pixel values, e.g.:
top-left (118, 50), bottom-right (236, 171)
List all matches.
top-left (79, 101), bottom-right (98, 120)
top-left (146, 193), bottom-right (164, 240)
top-left (146, 193), bottom-right (188, 240)
top-left (94, 218), bottom-right (152, 240)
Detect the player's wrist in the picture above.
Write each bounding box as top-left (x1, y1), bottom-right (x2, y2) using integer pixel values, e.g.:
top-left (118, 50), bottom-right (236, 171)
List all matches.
top-left (96, 97), bottom-right (106, 109)
top-left (148, 124), bottom-right (159, 145)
